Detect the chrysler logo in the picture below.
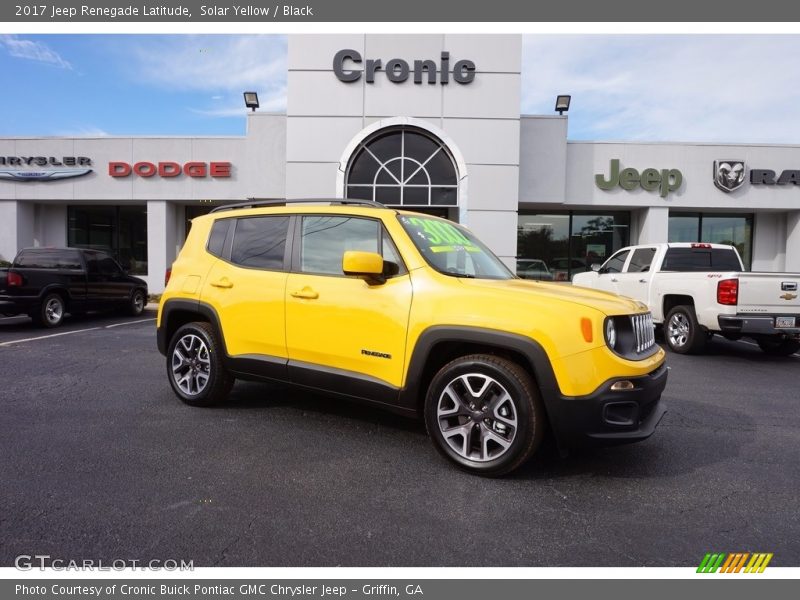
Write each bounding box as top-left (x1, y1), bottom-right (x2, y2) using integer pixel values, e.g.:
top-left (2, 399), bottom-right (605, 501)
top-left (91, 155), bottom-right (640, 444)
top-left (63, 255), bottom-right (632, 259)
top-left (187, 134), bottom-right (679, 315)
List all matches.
top-left (780, 293), bottom-right (798, 301)
top-left (0, 168), bottom-right (92, 182)
top-left (714, 160), bottom-right (746, 193)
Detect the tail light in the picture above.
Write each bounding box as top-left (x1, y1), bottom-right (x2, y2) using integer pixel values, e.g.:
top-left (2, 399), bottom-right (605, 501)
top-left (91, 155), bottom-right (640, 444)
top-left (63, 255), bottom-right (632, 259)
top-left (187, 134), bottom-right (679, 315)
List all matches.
top-left (164, 268), bottom-right (172, 287)
top-left (717, 278), bottom-right (739, 305)
top-left (7, 270), bottom-right (23, 287)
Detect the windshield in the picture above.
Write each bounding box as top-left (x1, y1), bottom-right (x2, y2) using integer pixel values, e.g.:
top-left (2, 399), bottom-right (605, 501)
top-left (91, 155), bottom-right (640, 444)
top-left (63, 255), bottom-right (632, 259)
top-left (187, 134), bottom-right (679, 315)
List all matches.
top-left (397, 214), bottom-right (514, 280)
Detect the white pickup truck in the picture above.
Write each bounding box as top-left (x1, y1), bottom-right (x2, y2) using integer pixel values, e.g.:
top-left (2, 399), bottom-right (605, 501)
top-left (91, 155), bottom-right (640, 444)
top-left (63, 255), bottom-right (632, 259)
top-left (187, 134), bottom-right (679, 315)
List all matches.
top-left (572, 242), bottom-right (800, 356)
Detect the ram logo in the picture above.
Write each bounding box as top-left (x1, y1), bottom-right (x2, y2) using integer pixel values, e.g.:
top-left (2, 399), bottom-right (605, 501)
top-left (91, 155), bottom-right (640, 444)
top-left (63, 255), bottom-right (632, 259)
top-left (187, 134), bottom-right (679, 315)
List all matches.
top-left (714, 160), bottom-right (746, 193)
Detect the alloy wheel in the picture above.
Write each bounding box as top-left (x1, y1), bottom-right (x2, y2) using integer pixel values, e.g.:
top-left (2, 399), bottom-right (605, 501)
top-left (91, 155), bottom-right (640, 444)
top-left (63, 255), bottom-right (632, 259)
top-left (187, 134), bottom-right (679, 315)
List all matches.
top-left (668, 312), bottom-right (690, 348)
top-left (45, 297), bottom-right (63, 325)
top-left (133, 291), bottom-right (145, 313)
top-left (171, 334), bottom-right (211, 396)
top-left (436, 373), bottom-right (518, 462)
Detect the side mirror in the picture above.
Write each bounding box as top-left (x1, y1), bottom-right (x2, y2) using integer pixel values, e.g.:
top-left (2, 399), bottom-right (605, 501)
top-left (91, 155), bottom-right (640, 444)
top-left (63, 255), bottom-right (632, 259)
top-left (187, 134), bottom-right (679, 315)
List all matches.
top-left (591, 263), bottom-right (602, 272)
top-left (342, 251), bottom-right (385, 284)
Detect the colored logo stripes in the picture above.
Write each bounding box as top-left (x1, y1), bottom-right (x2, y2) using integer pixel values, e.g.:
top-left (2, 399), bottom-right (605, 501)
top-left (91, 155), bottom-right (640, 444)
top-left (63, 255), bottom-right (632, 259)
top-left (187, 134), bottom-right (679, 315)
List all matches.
top-left (697, 552), bottom-right (773, 573)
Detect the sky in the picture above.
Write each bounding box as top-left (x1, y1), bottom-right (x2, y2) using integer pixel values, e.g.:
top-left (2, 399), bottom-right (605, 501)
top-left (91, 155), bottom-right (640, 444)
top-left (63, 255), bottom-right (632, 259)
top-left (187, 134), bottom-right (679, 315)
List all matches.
top-left (2, 34), bottom-right (800, 143)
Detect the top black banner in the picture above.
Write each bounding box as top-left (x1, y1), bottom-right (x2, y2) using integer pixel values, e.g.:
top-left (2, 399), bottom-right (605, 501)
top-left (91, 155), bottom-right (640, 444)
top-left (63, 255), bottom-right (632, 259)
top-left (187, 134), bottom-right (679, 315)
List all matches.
top-left (2, 0), bottom-right (798, 22)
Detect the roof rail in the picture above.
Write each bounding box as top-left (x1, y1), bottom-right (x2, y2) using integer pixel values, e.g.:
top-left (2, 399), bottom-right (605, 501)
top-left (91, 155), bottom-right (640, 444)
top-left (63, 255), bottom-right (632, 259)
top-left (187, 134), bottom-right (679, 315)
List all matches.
top-left (209, 198), bottom-right (389, 213)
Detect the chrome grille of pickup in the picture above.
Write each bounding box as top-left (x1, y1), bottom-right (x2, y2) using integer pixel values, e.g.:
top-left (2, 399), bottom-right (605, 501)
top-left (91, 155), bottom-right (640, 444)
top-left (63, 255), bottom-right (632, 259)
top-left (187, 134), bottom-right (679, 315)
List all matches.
top-left (631, 312), bottom-right (655, 353)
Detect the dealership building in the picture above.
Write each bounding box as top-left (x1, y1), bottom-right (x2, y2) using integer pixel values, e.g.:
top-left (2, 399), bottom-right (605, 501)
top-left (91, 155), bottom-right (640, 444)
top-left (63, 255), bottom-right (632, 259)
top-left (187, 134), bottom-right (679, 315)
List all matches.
top-left (2, 34), bottom-right (800, 292)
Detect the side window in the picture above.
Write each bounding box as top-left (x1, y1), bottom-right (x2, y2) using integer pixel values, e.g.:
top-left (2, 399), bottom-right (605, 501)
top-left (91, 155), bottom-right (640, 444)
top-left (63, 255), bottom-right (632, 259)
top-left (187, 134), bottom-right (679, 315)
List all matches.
top-left (97, 253), bottom-right (122, 276)
top-left (627, 248), bottom-right (657, 273)
top-left (602, 249), bottom-right (630, 274)
top-left (231, 216), bottom-right (290, 270)
top-left (207, 219), bottom-right (230, 258)
top-left (14, 251), bottom-right (81, 269)
top-left (84, 252), bottom-right (99, 274)
top-left (300, 216), bottom-right (379, 276)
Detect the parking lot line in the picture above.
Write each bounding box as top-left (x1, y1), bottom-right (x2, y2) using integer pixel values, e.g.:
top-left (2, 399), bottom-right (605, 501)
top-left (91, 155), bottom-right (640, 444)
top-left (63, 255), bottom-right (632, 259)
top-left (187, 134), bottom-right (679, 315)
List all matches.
top-left (0, 327), bottom-right (102, 347)
top-left (0, 318), bottom-right (156, 347)
top-left (105, 318), bottom-right (156, 329)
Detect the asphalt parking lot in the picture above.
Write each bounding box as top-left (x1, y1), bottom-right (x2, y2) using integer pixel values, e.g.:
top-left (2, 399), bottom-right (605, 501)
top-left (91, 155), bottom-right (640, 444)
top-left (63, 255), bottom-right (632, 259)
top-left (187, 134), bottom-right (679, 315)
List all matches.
top-left (1, 310), bottom-right (798, 567)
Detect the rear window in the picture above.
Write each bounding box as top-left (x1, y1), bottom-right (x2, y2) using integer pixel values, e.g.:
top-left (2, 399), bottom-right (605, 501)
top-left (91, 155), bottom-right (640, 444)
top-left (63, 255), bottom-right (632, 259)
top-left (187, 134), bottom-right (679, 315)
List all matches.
top-left (15, 250), bottom-right (82, 270)
top-left (662, 248), bottom-right (742, 272)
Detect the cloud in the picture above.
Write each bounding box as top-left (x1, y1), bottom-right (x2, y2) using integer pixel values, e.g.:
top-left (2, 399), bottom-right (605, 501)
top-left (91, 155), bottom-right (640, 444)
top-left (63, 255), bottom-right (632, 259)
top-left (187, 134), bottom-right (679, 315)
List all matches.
top-left (522, 35), bottom-right (800, 143)
top-left (55, 126), bottom-right (110, 137)
top-left (127, 35), bottom-right (287, 115)
top-left (0, 34), bottom-right (72, 69)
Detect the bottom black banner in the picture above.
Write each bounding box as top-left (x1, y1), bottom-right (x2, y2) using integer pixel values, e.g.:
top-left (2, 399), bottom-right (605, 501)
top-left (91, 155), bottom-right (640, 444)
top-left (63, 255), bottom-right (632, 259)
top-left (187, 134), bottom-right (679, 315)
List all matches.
top-left (2, 579), bottom-right (795, 600)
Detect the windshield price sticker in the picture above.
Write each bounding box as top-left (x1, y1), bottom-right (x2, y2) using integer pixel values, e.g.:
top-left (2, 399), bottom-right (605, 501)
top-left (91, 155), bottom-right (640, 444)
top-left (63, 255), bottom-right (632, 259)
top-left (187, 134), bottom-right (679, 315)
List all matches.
top-left (404, 217), bottom-right (478, 252)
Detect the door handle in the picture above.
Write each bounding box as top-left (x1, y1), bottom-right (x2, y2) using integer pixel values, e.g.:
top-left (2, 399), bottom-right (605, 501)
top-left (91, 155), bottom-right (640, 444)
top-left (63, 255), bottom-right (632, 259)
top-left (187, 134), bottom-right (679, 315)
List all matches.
top-left (210, 278), bottom-right (233, 289)
top-left (610, 278), bottom-right (618, 282)
top-left (291, 287), bottom-right (319, 300)
top-left (639, 278), bottom-right (647, 283)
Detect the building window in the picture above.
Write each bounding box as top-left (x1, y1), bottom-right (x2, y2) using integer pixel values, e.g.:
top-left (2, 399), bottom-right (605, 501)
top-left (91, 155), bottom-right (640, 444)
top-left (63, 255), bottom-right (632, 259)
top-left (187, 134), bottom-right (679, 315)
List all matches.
top-left (517, 211), bottom-right (630, 281)
top-left (67, 206), bottom-right (148, 275)
top-left (345, 127), bottom-right (458, 207)
top-left (668, 212), bottom-right (753, 269)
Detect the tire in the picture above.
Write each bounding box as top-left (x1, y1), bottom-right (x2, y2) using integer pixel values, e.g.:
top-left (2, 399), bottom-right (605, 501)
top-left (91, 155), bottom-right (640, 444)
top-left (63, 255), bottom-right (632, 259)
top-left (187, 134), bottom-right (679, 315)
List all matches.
top-left (32, 293), bottom-right (65, 328)
top-left (665, 305), bottom-right (706, 354)
top-left (166, 322), bottom-right (233, 407)
top-left (424, 354), bottom-right (545, 477)
top-left (757, 337), bottom-right (800, 357)
top-left (128, 288), bottom-right (146, 316)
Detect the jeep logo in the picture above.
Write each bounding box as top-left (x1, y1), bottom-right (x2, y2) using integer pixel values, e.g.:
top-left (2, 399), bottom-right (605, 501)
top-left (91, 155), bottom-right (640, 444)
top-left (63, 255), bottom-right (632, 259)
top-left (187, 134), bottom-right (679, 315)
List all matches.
top-left (595, 159), bottom-right (683, 198)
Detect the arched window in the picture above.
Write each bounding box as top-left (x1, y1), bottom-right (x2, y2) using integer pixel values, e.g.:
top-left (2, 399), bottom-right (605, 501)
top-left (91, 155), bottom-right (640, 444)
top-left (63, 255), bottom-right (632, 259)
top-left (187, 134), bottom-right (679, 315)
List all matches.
top-left (345, 127), bottom-right (458, 207)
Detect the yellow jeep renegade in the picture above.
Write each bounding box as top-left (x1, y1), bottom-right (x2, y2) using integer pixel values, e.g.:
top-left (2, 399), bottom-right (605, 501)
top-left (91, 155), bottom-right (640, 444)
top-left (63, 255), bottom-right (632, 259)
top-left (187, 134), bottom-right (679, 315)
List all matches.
top-left (157, 200), bottom-right (667, 476)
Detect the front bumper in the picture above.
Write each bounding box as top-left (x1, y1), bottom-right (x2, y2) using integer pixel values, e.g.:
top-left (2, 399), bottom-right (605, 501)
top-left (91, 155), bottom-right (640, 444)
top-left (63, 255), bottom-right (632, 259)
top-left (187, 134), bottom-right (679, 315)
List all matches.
top-left (718, 314), bottom-right (800, 336)
top-left (547, 362), bottom-right (668, 450)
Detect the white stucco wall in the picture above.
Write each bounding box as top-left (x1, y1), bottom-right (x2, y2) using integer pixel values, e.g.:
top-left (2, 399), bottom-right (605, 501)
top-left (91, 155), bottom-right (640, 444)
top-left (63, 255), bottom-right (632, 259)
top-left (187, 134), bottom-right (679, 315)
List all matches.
top-left (286, 34), bottom-right (522, 264)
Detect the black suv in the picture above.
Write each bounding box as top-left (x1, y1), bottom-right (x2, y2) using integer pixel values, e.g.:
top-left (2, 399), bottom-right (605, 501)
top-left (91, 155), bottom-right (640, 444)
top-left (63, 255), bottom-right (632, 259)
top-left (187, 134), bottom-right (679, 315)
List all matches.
top-left (0, 248), bottom-right (148, 327)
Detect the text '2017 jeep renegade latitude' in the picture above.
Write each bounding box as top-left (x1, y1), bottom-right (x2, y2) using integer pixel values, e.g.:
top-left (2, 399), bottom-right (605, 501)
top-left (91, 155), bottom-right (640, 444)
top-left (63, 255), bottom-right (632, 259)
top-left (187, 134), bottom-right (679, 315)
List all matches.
top-left (157, 201), bottom-right (667, 476)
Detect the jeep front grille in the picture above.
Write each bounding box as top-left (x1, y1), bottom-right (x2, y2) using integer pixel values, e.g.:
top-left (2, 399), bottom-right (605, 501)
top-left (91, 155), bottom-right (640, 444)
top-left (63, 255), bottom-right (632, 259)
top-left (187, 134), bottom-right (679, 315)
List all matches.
top-left (631, 312), bottom-right (655, 354)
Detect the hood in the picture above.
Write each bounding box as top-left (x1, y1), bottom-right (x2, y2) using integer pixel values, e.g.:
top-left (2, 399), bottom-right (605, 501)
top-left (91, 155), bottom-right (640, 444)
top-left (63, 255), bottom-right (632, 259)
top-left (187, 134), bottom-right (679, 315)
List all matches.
top-left (459, 278), bottom-right (647, 315)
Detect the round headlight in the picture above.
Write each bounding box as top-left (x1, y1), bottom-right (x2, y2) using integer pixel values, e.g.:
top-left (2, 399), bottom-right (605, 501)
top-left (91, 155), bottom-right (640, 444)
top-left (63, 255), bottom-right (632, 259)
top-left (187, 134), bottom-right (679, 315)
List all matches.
top-left (605, 318), bottom-right (617, 349)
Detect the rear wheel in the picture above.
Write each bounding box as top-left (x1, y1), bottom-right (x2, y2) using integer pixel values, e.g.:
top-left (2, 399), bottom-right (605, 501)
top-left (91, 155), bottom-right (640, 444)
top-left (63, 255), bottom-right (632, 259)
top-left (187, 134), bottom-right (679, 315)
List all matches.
top-left (665, 305), bottom-right (706, 354)
top-left (32, 293), bottom-right (65, 328)
top-left (757, 337), bottom-right (800, 356)
top-left (167, 322), bottom-right (233, 406)
top-left (424, 354), bottom-right (545, 477)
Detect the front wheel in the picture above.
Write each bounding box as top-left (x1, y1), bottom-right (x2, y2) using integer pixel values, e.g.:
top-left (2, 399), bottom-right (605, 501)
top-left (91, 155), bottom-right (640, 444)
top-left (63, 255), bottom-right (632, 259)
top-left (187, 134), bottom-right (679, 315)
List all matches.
top-left (167, 322), bottom-right (233, 406)
top-left (757, 337), bottom-right (800, 357)
top-left (424, 354), bottom-right (545, 477)
top-left (665, 305), bottom-right (706, 354)
top-left (128, 288), bottom-right (146, 316)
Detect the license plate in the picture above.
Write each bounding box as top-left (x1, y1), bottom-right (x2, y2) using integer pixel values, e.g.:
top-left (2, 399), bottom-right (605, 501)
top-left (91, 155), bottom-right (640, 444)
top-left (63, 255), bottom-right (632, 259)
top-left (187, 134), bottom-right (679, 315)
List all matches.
top-left (776, 316), bottom-right (796, 328)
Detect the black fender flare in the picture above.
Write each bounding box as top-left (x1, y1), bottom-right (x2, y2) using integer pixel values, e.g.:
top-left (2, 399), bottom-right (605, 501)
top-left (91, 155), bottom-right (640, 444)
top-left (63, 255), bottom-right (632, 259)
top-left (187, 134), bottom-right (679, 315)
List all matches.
top-left (157, 298), bottom-right (227, 356)
top-left (397, 325), bottom-right (562, 416)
